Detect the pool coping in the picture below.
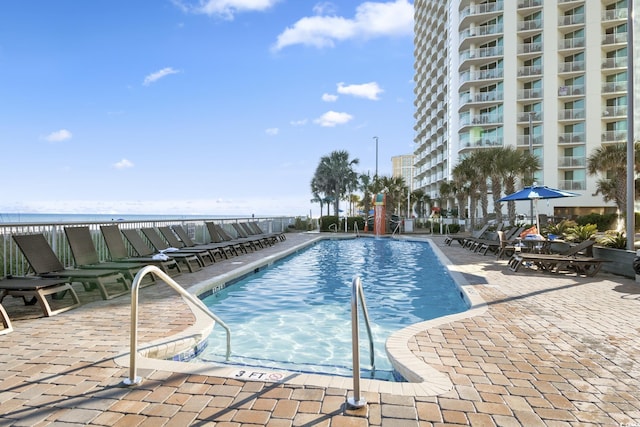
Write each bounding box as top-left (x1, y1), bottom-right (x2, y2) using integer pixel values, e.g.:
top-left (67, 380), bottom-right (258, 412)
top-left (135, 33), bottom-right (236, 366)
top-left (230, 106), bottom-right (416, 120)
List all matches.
top-left (114, 234), bottom-right (488, 397)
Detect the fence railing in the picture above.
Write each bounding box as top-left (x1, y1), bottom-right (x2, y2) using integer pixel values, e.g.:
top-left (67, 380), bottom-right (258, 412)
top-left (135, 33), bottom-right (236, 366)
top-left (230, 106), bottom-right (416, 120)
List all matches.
top-left (0, 217), bottom-right (293, 277)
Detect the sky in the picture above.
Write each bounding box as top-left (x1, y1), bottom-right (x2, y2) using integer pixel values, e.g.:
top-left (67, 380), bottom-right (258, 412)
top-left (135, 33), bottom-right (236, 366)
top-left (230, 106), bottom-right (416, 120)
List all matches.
top-left (0, 0), bottom-right (416, 217)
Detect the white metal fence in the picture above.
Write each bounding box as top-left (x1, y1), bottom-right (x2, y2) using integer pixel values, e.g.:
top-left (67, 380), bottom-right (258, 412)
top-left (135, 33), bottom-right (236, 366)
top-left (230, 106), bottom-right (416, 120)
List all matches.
top-left (0, 217), bottom-right (294, 277)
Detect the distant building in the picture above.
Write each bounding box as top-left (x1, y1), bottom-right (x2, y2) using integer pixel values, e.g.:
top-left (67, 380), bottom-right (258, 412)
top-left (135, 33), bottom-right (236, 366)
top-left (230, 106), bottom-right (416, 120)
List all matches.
top-left (392, 154), bottom-right (415, 191)
top-left (413, 0), bottom-right (639, 218)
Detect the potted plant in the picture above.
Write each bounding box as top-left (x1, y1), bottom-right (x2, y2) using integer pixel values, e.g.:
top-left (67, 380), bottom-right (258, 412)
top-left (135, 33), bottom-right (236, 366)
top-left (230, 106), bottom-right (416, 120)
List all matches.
top-left (593, 231), bottom-right (636, 278)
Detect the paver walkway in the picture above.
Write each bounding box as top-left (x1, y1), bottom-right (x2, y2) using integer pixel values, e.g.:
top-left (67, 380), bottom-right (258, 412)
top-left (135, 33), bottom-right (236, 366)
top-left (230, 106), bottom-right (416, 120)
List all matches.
top-left (0, 232), bottom-right (639, 426)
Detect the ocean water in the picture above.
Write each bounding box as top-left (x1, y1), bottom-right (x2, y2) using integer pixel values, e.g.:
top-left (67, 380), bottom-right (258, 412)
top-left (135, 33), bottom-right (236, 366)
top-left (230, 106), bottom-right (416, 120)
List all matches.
top-left (0, 212), bottom-right (248, 224)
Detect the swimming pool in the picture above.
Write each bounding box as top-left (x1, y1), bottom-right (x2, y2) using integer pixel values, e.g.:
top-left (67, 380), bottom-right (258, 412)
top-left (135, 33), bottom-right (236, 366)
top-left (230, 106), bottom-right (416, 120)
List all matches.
top-left (194, 237), bottom-right (468, 380)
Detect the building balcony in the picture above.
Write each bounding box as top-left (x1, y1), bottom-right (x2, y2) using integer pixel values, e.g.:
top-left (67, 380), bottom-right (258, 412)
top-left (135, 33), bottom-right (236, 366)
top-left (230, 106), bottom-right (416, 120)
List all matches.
top-left (558, 13), bottom-right (585, 27)
top-left (459, 1), bottom-right (504, 25)
top-left (558, 37), bottom-right (585, 51)
top-left (518, 88), bottom-right (542, 100)
top-left (602, 8), bottom-right (628, 22)
top-left (602, 32), bottom-right (628, 46)
top-left (517, 111), bottom-right (542, 123)
top-left (517, 134), bottom-right (543, 146)
top-left (558, 132), bottom-right (585, 144)
top-left (460, 137), bottom-right (504, 150)
top-left (517, 42), bottom-right (543, 55)
top-left (558, 180), bottom-right (586, 191)
top-left (459, 68), bottom-right (504, 89)
top-left (517, 18), bottom-right (543, 32)
top-left (558, 60), bottom-right (585, 74)
top-left (517, 65), bottom-right (542, 78)
top-left (558, 156), bottom-right (586, 168)
top-left (517, 0), bottom-right (542, 8)
top-left (460, 45), bottom-right (503, 61)
top-left (602, 81), bottom-right (627, 94)
top-left (603, 105), bottom-right (628, 118)
top-left (602, 57), bottom-right (628, 70)
top-left (601, 130), bottom-right (628, 143)
top-left (558, 108), bottom-right (585, 121)
top-left (458, 23), bottom-right (503, 47)
top-left (558, 84), bottom-right (584, 97)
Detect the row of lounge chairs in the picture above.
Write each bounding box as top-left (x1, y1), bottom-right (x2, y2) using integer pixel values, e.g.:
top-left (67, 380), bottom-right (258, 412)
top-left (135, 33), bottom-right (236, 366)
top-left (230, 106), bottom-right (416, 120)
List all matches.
top-left (0, 222), bottom-right (284, 333)
top-left (444, 226), bottom-right (607, 277)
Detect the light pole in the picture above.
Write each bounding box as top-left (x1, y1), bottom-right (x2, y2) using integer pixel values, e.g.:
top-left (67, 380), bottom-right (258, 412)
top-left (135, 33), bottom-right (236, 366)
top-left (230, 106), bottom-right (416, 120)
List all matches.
top-left (373, 136), bottom-right (379, 179)
top-left (528, 111), bottom-right (535, 225)
top-left (625, 0), bottom-right (635, 250)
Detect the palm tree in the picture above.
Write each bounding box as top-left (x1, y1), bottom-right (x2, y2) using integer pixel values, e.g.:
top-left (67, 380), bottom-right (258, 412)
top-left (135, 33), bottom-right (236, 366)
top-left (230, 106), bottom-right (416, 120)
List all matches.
top-left (503, 149), bottom-right (540, 225)
top-left (312, 150), bottom-right (360, 216)
top-left (452, 156), bottom-right (482, 230)
top-left (587, 142), bottom-right (640, 221)
top-left (411, 189), bottom-right (425, 218)
top-left (359, 172), bottom-right (373, 218)
top-left (439, 181), bottom-right (453, 215)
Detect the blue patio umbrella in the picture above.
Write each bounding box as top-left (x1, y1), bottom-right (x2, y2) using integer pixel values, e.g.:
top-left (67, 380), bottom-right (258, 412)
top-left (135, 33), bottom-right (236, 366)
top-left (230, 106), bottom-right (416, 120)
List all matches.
top-left (499, 184), bottom-right (580, 232)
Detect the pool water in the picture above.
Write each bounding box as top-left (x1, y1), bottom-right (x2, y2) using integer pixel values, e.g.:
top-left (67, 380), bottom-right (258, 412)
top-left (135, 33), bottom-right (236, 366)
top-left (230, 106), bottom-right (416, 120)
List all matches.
top-left (195, 238), bottom-right (468, 380)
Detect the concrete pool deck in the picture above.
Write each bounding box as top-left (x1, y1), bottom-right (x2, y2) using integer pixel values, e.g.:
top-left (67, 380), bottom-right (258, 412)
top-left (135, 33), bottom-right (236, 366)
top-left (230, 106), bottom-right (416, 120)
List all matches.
top-left (1, 232), bottom-right (639, 426)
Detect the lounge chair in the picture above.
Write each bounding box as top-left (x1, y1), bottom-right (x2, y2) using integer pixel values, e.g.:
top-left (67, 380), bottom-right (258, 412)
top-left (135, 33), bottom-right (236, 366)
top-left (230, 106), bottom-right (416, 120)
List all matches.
top-left (205, 222), bottom-right (249, 255)
top-left (507, 240), bottom-right (606, 276)
top-left (100, 224), bottom-right (182, 277)
top-left (64, 226), bottom-right (156, 287)
top-left (140, 227), bottom-right (215, 267)
top-left (447, 224), bottom-right (490, 248)
top-left (121, 229), bottom-right (203, 273)
top-left (0, 276), bottom-right (80, 318)
top-left (169, 225), bottom-right (233, 259)
top-left (0, 302), bottom-right (12, 334)
top-left (158, 226), bottom-right (226, 262)
top-left (231, 223), bottom-right (269, 248)
top-left (238, 223), bottom-right (275, 246)
top-left (494, 227), bottom-right (526, 259)
top-left (12, 234), bottom-right (129, 300)
top-left (247, 222), bottom-right (286, 242)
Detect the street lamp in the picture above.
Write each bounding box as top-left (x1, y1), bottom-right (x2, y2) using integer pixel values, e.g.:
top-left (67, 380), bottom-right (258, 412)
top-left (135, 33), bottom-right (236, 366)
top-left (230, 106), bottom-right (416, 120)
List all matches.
top-left (625, 0), bottom-right (635, 250)
top-left (373, 136), bottom-right (379, 179)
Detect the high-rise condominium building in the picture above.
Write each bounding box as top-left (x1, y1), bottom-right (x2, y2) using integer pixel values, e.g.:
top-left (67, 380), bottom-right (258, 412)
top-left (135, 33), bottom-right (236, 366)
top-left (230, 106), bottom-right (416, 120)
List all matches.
top-left (413, 0), bottom-right (638, 219)
top-left (392, 154), bottom-right (416, 191)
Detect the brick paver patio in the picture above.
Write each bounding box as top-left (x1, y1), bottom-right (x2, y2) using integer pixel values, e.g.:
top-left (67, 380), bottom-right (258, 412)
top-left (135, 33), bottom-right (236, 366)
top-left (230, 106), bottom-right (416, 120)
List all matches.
top-left (1, 232), bottom-right (639, 426)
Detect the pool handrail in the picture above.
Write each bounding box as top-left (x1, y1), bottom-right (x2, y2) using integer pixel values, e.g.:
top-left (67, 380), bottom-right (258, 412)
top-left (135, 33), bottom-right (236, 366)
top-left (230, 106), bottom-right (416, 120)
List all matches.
top-left (123, 265), bottom-right (231, 386)
top-left (354, 222), bottom-right (360, 237)
top-left (348, 276), bottom-right (374, 408)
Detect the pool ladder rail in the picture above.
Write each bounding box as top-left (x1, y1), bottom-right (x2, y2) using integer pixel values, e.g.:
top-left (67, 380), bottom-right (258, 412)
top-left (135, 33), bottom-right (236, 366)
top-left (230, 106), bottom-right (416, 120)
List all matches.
top-left (348, 276), bottom-right (375, 409)
top-left (123, 265), bottom-right (231, 386)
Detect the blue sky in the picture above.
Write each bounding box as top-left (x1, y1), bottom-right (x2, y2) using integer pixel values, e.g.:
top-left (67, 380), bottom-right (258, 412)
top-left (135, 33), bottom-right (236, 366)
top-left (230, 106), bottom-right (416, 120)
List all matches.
top-left (0, 0), bottom-right (415, 217)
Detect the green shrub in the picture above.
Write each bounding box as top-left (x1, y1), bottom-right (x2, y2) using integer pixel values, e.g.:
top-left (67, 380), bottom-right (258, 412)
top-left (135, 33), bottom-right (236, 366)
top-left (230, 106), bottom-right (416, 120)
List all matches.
top-left (597, 230), bottom-right (627, 249)
top-left (447, 223), bottom-right (460, 234)
top-left (565, 223), bottom-right (598, 242)
top-left (575, 213), bottom-right (617, 231)
top-left (543, 219), bottom-right (577, 237)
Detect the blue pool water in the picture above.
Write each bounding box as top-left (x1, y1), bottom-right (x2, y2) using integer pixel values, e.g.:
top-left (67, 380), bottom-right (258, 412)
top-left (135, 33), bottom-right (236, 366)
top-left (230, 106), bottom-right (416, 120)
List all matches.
top-left (195, 238), bottom-right (468, 380)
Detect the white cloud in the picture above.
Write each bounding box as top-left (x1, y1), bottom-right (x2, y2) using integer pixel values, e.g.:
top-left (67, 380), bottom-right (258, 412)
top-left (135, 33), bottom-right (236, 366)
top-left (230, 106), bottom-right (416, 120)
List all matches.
top-left (143, 67), bottom-right (180, 86)
top-left (337, 82), bottom-right (383, 100)
top-left (173, 0), bottom-right (280, 20)
top-left (314, 110), bottom-right (353, 127)
top-left (272, 0), bottom-right (413, 51)
top-left (265, 127), bottom-right (279, 135)
top-left (312, 2), bottom-right (338, 16)
top-left (44, 129), bottom-right (72, 142)
top-left (113, 159), bottom-right (134, 169)
top-left (290, 119), bottom-right (308, 126)
top-left (322, 93), bottom-right (338, 102)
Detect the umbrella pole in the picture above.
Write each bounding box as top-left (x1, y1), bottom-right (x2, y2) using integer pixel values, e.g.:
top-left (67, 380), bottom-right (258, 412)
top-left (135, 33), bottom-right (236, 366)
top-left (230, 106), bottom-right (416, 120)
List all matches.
top-left (535, 199), bottom-right (540, 234)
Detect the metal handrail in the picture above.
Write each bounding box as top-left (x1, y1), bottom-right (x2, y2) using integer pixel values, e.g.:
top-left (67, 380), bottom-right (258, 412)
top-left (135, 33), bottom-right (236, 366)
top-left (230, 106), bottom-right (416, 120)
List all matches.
top-left (354, 222), bottom-right (360, 237)
top-left (347, 276), bottom-right (374, 408)
top-left (328, 223), bottom-right (338, 233)
top-left (123, 265), bottom-right (231, 386)
top-left (391, 221), bottom-right (402, 236)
